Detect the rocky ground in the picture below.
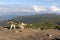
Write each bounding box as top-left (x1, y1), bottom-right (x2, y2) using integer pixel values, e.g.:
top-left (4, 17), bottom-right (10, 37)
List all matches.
top-left (0, 27), bottom-right (60, 40)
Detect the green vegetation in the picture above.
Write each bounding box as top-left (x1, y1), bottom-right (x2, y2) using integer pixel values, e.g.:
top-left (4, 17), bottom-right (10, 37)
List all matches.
top-left (7, 14), bottom-right (60, 30)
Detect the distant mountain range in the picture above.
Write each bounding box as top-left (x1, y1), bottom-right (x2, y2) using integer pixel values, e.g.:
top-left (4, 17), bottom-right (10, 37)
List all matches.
top-left (0, 13), bottom-right (60, 27)
top-left (0, 11), bottom-right (60, 21)
top-left (11, 13), bottom-right (60, 23)
top-left (0, 12), bottom-right (35, 21)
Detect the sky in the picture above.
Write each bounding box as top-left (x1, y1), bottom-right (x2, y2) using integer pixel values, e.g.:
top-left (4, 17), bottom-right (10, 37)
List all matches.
top-left (0, 0), bottom-right (60, 7)
top-left (0, 0), bottom-right (60, 13)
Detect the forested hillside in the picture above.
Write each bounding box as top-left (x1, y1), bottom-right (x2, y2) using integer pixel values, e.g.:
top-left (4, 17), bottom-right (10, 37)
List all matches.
top-left (11, 14), bottom-right (60, 29)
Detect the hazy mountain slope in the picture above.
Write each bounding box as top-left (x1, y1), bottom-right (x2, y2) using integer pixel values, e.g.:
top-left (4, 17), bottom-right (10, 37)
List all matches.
top-left (12, 14), bottom-right (60, 23)
top-left (0, 12), bottom-right (35, 20)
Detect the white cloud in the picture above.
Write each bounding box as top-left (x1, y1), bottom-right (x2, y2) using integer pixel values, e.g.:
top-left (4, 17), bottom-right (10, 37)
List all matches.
top-left (50, 5), bottom-right (60, 12)
top-left (0, 7), bottom-right (8, 12)
top-left (12, 9), bottom-right (33, 12)
top-left (0, 5), bottom-right (60, 13)
top-left (0, 8), bottom-right (2, 10)
top-left (33, 5), bottom-right (46, 12)
top-left (0, 8), bottom-right (33, 12)
top-left (0, 2), bottom-right (3, 4)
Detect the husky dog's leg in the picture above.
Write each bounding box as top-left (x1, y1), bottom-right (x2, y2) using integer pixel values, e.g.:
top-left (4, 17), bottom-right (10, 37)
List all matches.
top-left (20, 26), bottom-right (24, 31)
top-left (14, 25), bottom-right (16, 31)
top-left (10, 25), bottom-right (13, 30)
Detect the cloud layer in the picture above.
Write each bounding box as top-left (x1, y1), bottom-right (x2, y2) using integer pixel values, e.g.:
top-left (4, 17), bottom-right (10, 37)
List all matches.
top-left (33, 5), bottom-right (46, 12)
top-left (50, 5), bottom-right (60, 12)
top-left (33, 5), bottom-right (60, 13)
top-left (0, 5), bottom-right (60, 13)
